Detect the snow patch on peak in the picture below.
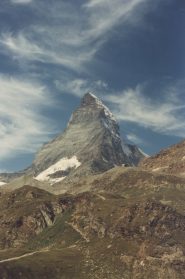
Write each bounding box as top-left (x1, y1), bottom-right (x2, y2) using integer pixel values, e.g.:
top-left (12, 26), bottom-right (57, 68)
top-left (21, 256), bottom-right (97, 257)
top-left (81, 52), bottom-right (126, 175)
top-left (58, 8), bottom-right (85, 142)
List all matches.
top-left (35, 156), bottom-right (81, 184)
top-left (0, 182), bottom-right (6, 186)
top-left (86, 92), bottom-right (99, 100)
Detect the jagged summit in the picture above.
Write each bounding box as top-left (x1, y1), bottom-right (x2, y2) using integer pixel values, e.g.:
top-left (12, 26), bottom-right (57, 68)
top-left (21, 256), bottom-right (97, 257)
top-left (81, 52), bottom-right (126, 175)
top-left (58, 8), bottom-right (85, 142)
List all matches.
top-left (68, 92), bottom-right (115, 125)
top-left (0, 92), bottom-right (146, 187)
top-left (81, 92), bottom-right (116, 121)
top-left (81, 92), bottom-right (99, 106)
top-left (31, 92), bottom-right (146, 184)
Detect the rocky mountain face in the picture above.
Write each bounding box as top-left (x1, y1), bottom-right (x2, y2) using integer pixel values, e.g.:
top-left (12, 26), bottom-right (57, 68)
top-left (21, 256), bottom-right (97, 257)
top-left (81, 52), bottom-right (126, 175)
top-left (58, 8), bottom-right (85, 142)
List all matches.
top-left (140, 140), bottom-right (185, 176)
top-left (31, 92), bottom-right (145, 184)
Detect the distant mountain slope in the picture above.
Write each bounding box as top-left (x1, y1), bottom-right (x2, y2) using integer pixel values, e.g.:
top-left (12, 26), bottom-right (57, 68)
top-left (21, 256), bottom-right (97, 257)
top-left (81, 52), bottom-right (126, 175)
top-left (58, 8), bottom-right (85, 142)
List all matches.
top-left (139, 140), bottom-right (185, 176)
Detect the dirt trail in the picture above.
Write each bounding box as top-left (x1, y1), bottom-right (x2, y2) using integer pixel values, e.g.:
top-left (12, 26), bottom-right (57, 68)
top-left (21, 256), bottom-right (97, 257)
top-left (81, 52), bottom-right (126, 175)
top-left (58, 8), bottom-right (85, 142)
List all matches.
top-left (0, 248), bottom-right (49, 263)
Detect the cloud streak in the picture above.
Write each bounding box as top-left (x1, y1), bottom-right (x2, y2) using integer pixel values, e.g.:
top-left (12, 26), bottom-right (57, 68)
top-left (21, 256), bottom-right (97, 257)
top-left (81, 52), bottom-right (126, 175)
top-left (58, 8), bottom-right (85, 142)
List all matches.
top-left (106, 83), bottom-right (185, 137)
top-left (83, 0), bottom-right (147, 39)
top-left (126, 133), bottom-right (145, 145)
top-left (10, 0), bottom-right (32, 4)
top-left (0, 75), bottom-right (54, 160)
top-left (55, 78), bottom-right (108, 97)
top-left (1, 0), bottom-right (149, 71)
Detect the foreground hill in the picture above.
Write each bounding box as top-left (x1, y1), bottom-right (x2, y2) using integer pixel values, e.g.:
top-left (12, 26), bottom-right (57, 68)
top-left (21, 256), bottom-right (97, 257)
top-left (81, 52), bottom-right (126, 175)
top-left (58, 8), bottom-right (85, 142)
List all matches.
top-left (0, 166), bottom-right (185, 278)
top-left (140, 140), bottom-right (185, 176)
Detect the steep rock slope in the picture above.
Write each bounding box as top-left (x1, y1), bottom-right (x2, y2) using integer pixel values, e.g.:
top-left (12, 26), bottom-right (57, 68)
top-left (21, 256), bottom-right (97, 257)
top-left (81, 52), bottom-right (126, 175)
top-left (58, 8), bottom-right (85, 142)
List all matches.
top-left (32, 92), bottom-right (145, 184)
top-left (140, 140), bottom-right (185, 176)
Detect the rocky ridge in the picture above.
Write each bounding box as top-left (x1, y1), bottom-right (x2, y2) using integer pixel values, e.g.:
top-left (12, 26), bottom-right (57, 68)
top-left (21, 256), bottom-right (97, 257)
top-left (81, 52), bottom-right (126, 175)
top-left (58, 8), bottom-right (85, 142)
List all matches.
top-left (140, 140), bottom-right (185, 176)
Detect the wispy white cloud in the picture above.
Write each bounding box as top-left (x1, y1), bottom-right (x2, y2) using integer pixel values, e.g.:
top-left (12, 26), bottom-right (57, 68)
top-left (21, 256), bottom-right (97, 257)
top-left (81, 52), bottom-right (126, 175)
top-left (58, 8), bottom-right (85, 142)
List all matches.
top-left (0, 32), bottom-right (93, 71)
top-left (126, 133), bottom-right (145, 145)
top-left (55, 78), bottom-right (108, 97)
top-left (1, 0), bottom-right (150, 71)
top-left (10, 0), bottom-right (32, 4)
top-left (0, 75), bottom-right (54, 160)
top-left (1, 33), bottom-right (42, 59)
top-left (83, 0), bottom-right (147, 39)
top-left (106, 83), bottom-right (185, 137)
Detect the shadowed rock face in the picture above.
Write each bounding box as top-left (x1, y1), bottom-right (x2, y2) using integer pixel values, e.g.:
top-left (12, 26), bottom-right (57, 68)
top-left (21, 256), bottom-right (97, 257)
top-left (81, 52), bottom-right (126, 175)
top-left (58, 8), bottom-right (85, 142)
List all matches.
top-left (32, 93), bottom-right (145, 180)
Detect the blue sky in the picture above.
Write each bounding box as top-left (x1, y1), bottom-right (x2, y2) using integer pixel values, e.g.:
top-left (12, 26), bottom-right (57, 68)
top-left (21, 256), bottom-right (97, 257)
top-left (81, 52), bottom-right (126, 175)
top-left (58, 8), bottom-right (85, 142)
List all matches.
top-left (0, 0), bottom-right (184, 172)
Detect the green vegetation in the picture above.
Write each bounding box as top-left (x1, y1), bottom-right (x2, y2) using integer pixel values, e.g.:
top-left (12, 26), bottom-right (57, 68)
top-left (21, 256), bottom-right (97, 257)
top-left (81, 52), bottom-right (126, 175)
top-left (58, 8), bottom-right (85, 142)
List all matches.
top-left (26, 210), bottom-right (81, 250)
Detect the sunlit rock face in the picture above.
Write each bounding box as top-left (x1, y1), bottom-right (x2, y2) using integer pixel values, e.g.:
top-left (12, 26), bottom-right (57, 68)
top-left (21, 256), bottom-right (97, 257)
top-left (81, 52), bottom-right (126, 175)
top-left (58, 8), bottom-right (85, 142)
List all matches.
top-left (32, 92), bottom-right (145, 182)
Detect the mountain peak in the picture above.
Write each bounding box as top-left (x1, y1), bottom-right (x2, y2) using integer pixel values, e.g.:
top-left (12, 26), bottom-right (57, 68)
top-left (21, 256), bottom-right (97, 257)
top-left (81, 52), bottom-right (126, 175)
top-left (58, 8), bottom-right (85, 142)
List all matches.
top-left (81, 92), bottom-right (101, 107)
top-left (81, 92), bottom-right (116, 122)
top-left (1, 92), bottom-right (146, 187)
